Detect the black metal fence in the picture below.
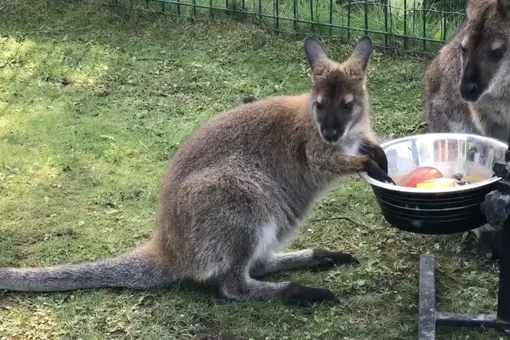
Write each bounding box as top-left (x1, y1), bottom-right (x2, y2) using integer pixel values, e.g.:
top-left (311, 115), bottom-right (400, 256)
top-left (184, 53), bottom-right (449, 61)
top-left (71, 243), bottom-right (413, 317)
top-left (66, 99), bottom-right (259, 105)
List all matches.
top-left (115, 0), bottom-right (467, 52)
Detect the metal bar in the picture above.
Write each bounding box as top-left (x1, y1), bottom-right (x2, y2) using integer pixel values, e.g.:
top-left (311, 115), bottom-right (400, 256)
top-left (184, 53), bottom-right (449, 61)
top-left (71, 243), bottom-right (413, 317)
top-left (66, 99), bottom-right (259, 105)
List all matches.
top-left (329, 0), bottom-right (333, 36)
top-left (275, 0), bottom-right (279, 30)
top-left (505, 124), bottom-right (510, 160)
top-left (389, 0), bottom-right (394, 45)
top-left (436, 312), bottom-right (510, 330)
top-left (310, 0), bottom-right (314, 31)
top-left (441, 0), bottom-right (446, 41)
top-left (384, 0), bottom-right (388, 48)
top-left (347, 0), bottom-right (351, 40)
top-left (403, 0), bottom-right (407, 49)
top-left (364, 0), bottom-right (368, 35)
top-left (422, 6), bottom-right (426, 51)
top-left (293, 0), bottom-right (297, 30)
top-left (412, 0), bottom-right (416, 36)
top-left (497, 217), bottom-right (510, 321)
top-left (419, 254), bottom-right (436, 340)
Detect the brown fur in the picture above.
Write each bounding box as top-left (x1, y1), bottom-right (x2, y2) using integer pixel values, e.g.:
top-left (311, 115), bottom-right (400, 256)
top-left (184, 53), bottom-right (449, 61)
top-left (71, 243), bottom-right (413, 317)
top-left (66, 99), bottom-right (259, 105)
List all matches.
top-left (0, 37), bottom-right (391, 306)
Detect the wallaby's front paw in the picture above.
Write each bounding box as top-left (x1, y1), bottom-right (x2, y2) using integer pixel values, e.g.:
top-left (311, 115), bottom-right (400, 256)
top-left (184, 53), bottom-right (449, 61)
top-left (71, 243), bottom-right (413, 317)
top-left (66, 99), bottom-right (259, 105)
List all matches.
top-left (359, 140), bottom-right (389, 174)
top-left (282, 283), bottom-right (340, 307)
top-left (313, 249), bottom-right (359, 270)
top-left (364, 159), bottom-right (395, 185)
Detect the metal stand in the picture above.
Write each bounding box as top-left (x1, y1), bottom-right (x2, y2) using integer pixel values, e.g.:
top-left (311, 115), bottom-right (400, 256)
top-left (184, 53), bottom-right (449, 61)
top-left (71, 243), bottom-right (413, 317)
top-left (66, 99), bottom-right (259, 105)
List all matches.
top-left (418, 145), bottom-right (510, 339)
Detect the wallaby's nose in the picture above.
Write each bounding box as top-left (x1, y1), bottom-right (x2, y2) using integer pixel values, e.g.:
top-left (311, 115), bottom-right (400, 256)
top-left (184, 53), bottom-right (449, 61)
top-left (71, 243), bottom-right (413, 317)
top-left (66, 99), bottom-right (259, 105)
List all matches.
top-left (322, 128), bottom-right (341, 143)
top-left (460, 81), bottom-right (481, 101)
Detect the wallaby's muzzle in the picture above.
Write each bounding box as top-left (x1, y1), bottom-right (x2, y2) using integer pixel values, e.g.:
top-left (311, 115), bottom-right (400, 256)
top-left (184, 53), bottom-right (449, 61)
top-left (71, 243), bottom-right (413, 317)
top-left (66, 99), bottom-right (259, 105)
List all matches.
top-left (459, 61), bottom-right (484, 102)
top-left (318, 116), bottom-right (343, 143)
top-left (459, 79), bottom-right (482, 102)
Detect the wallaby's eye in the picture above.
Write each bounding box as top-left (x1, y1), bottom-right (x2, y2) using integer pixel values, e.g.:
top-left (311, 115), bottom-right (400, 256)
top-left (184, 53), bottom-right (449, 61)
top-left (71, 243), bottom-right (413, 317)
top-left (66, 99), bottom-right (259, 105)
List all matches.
top-left (489, 48), bottom-right (505, 62)
top-left (460, 45), bottom-right (467, 55)
top-left (316, 101), bottom-right (324, 110)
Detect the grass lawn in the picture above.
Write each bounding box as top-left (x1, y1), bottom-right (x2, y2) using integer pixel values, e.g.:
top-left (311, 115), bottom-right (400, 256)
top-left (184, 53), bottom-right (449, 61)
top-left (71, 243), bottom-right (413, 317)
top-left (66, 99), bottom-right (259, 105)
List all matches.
top-left (0, 1), bottom-right (502, 339)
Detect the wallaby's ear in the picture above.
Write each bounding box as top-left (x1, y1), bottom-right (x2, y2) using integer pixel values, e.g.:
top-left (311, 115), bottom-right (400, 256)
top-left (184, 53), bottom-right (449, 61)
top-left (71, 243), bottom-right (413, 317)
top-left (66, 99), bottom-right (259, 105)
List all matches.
top-left (350, 36), bottom-right (373, 71)
top-left (497, 0), bottom-right (510, 17)
top-left (304, 37), bottom-right (328, 70)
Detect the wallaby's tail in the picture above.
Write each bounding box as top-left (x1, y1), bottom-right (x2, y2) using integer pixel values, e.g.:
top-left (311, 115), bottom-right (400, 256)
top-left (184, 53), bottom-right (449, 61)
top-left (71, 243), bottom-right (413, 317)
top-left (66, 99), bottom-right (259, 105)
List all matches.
top-left (0, 246), bottom-right (174, 292)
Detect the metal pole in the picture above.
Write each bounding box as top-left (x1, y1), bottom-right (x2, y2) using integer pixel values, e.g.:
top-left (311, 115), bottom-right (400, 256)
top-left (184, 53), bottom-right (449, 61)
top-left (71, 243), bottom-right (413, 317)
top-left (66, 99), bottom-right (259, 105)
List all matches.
top-left (497, 218), bottom-right (510, 321)
top-left (496, 128), bottom-right (510, 320)
top-left (419, 254), bottom-right (436, 340)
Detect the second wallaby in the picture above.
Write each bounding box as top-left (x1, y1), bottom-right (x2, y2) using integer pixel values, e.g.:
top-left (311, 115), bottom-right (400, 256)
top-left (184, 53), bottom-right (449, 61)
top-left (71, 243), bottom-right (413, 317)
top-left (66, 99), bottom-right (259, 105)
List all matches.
top-left (0, 37), bottom-right (392, 306)
top-left (425, 0), bottom-right (510, 260)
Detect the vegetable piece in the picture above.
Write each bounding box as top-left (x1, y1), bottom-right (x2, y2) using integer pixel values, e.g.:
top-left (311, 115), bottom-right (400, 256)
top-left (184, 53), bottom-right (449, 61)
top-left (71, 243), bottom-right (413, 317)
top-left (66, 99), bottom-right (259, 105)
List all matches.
top-left (416, 177), bottom-right (457, 189)
top-left (402, 166), bottom-right (444, 188)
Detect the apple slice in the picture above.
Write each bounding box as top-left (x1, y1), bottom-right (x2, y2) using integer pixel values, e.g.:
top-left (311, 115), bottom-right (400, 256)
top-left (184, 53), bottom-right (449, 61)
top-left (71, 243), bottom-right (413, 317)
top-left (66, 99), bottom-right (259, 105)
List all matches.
top-left (416, 177), bottom-right (457, 189)
top-left (402, 166), bottom-right (444, 188)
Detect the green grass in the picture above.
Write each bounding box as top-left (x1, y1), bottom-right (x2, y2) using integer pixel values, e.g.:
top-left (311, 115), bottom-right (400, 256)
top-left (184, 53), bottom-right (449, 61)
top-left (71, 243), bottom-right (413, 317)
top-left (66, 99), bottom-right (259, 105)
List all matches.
top-left (0, 1), bottom-right (503, 339)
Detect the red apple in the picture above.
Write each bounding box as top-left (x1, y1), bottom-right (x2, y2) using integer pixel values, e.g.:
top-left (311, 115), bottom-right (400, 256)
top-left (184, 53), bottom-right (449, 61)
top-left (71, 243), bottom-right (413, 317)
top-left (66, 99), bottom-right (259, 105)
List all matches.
top-left (402, 166), bottom-right (444, 188)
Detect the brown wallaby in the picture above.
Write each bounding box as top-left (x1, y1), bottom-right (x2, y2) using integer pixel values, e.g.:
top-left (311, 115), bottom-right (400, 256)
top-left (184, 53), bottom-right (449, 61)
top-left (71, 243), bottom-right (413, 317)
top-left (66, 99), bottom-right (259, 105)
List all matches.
top-left (425, 0), bottom-right (510, 260)
top-left (0, 37), bottom-right (392, 307)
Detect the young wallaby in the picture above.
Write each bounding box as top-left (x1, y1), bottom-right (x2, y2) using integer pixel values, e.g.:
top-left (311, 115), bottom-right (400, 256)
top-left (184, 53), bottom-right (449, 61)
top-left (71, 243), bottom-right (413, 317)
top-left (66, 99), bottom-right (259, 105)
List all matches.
top-left (425, 0), bottom-right (510, 260)
top-left (0, 37), bottom-right (392, 307)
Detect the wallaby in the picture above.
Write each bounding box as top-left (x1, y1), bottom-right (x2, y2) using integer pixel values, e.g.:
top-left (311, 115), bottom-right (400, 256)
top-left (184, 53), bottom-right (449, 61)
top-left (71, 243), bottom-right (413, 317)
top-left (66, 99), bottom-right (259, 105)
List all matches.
top-left (425, 0), bottom-right (510, 260)
top-left (0, 37), bottom-right (393, 307)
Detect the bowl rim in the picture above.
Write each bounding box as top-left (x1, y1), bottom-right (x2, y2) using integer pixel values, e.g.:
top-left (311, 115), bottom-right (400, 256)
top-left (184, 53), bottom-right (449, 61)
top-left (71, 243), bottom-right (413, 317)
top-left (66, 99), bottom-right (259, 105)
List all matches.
top-left (358, 132), bottom-right (507, 194)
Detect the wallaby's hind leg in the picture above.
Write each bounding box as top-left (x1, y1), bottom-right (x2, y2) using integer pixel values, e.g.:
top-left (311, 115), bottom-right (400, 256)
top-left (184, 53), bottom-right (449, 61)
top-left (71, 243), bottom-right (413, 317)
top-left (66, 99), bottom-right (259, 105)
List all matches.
top-left (250, 249), bottom-right (359, 278)
top-left (218, 271), bottom-right (340, 307)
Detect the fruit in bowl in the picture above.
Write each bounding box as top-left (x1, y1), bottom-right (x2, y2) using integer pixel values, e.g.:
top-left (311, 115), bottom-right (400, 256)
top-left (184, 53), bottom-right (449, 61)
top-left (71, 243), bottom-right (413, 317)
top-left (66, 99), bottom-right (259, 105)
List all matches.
top-left (401, 166), bottom-right (444, 188)
top-left (415, 177), bottom-right (458, 189)
top-left (398, 166), bottom-right (486, 189)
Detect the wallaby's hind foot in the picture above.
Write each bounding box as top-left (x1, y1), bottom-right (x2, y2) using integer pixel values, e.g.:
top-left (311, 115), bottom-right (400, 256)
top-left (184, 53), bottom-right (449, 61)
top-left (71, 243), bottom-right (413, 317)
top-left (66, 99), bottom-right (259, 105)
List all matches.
top-left (218, 274), bottom-right (339, 307)
top-left (250, 248), bottom-right (359, 278)
top-left (281, 282), bottom-right (340, 307)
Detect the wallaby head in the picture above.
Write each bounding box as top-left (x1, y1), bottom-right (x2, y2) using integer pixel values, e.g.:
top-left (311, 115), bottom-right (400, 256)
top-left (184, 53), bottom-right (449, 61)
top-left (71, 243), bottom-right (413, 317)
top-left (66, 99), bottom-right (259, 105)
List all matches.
top-left (304, 36), bottom-right (372, 144)
top-left (459, 0), bottom-right (510, 102)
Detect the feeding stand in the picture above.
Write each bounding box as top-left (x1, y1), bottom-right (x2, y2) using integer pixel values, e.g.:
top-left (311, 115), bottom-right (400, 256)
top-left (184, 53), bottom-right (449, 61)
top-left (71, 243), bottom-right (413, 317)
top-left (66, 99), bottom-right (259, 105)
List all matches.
top-left (418, 141), bottom-right (510, 339)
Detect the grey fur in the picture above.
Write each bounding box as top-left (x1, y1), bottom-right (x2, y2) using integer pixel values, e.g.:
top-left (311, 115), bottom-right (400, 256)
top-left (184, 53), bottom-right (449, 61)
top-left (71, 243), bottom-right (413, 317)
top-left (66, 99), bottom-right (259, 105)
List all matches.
top-left (425, 0), bottom-right (510, 259)
top-left (0, 37), bottom-right (386, 305)
top-left (0, 249), bottom-right (172, 291)
top-left (426, 0), bottom-right (510, 141)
